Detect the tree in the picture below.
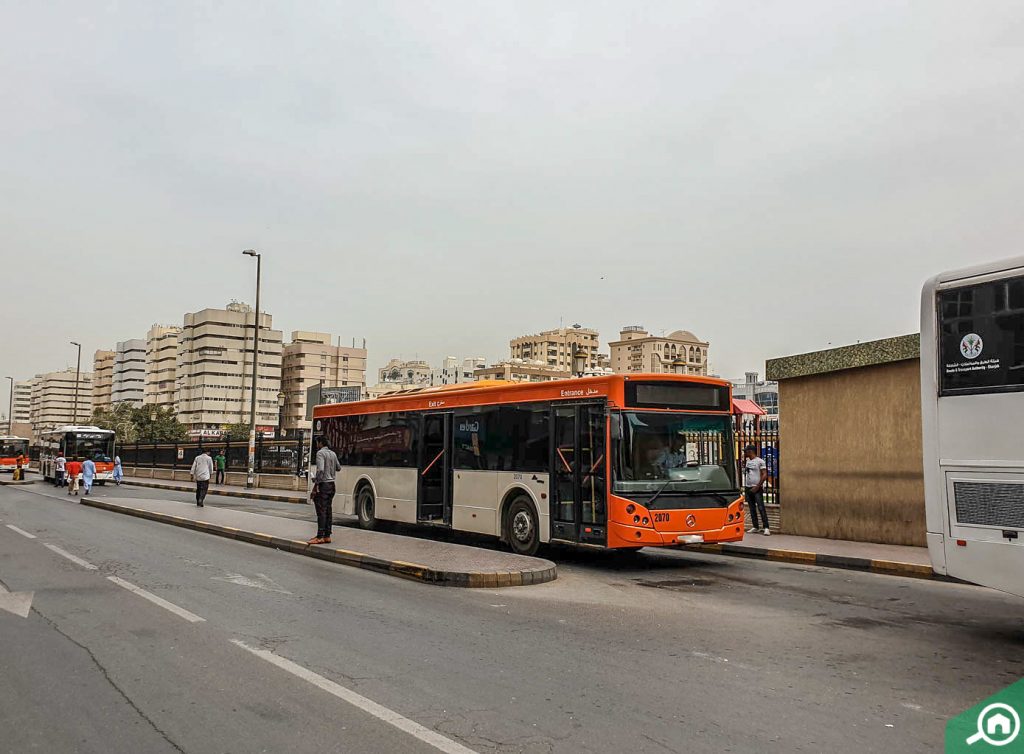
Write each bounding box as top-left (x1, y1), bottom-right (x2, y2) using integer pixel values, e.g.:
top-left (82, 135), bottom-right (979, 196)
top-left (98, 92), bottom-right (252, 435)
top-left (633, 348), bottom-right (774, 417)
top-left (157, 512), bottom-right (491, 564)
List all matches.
top-left (222, 423), bottom-right (251, 442)
top-left (91, 404), bottom-right (186, 443)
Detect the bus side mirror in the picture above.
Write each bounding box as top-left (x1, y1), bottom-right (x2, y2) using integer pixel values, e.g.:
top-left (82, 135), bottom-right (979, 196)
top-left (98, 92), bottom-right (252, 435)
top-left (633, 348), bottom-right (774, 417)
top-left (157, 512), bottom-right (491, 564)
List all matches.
top-left (610, 413), bottom-right (622, 441)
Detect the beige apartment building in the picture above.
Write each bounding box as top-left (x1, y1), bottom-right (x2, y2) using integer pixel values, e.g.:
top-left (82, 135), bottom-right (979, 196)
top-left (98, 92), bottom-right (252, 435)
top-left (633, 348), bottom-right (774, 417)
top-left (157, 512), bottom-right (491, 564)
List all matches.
top-left (12, 380), bottom-right (32, 426)
top-left (29, 369), bottom-right (94, 436)
top-left (509, 325), bottom-right (601, 372)
top-left (145, 325), bottom-right (182, 409)
top-left (609, 326), bottom-right (710, 376)
top-left (474, 361), bottom-right (571, 383)
top-left (92, 350), bottom-right (115, 411)
top-left (281, 331), bottom-right (367, 432)
top-left (112, 339), bottom-right (147, 406)
top-left (176, 303), bottom-right (283, 431)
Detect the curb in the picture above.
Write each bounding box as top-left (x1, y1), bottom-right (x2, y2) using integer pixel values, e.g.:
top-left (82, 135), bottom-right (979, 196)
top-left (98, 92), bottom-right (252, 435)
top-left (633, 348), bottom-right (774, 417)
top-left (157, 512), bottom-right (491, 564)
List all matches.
top-left (693, 542), bottom-right (935, 579)
top-left (123, 480), bottom-right (305, 505)
top-left (80, 497), bottom-right (557, 588)
top-left (0, 479), bottom-right (36, 486)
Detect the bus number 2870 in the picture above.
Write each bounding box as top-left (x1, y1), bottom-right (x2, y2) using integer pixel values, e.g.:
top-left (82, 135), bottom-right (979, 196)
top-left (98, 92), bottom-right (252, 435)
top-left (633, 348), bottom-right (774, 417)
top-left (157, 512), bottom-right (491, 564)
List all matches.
top-left (653, 513), bottom-right (671, 523)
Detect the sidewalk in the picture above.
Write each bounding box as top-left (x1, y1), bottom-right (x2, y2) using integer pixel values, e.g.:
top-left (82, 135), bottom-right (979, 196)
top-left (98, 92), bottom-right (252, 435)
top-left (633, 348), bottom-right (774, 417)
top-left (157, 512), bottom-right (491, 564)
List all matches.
top-left (123, 477), bottom-right (307, 504)
top-left (80, 495), bottom-right (557, 588)
top-left (695, 531), bottom-right (934, 578)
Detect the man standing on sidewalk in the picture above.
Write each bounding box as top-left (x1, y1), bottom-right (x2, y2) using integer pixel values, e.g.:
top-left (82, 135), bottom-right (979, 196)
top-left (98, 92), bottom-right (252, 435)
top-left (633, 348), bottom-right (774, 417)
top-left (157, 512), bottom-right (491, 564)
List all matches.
top-left (742, 445), bottom-right (770, 535)
top-left (190, 449), bottom-right (214, 507)
top-left (214, 449), bottom-right (226, 485)
top-left (54, 452), bottom-right (66, 487)
top-left (308, 436), bottom-right (339, 545)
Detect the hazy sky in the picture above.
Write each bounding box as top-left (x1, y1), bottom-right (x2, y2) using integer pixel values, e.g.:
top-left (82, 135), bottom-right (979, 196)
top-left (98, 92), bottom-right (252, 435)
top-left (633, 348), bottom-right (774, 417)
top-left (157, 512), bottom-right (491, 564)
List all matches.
top-left (2, 1), bottom-right (1018, 405)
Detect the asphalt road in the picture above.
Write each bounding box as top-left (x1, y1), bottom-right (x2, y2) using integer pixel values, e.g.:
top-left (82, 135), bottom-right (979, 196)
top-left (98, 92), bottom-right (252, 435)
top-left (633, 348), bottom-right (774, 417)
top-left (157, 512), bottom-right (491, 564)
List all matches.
top-left (1, 483), bottom-right (1022, 753)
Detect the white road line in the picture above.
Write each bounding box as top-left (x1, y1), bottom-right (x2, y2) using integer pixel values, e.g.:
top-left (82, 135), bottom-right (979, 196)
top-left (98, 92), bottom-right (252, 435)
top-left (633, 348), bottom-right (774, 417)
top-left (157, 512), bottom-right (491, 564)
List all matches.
top-left (43, 543), bottom-right (98, 570)
top-left (6, 524), bottom-right (37, 539)
top-left (107, 576), bottom-right (205, 623)
top-left (230, 639), bottom-right (478, 754)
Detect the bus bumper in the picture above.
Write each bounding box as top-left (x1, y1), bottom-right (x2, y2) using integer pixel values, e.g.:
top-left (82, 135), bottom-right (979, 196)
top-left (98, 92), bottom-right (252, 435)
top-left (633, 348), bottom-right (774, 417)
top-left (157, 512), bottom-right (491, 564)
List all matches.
top-left (607, 519), bottom-right (745, 548)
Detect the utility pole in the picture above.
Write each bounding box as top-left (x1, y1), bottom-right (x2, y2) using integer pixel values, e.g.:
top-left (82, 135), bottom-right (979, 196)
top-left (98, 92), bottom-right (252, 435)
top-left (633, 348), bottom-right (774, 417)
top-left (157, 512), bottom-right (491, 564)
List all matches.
top-left (242, 250), bottom-right (261, 488)
top-left (5, 376), bottom-right (13, 434)
top-left (70, 341), bottom-right (82, 425)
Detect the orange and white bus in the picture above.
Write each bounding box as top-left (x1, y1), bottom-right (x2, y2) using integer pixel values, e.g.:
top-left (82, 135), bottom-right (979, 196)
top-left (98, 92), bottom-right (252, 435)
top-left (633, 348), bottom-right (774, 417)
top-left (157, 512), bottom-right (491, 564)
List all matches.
top-left (311, 374), bottom-right (745, 554)
top-left (39, 426), bottom-right (116, 484)
top-left (0, 435), bottom-right (29, 472)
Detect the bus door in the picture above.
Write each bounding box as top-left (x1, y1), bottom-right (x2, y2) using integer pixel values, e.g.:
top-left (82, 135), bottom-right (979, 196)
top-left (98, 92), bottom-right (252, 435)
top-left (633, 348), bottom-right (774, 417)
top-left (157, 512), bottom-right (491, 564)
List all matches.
top-left (418, 412), bottom-right (452, 524)
top-left (551, 404), bottom-right (607, 545)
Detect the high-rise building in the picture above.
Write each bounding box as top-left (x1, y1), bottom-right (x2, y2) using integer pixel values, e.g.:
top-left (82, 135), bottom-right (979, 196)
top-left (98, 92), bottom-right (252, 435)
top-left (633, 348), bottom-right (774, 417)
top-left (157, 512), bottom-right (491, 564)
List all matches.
top-left (145, 324), bottom-right (181, 409)
top-left (175, 302), bottom-right (283, 431)
top-left (431, 356), bottom-right (486, 385)
top-left (29, 369), bottom-right (94, 435)
top-left (92, 350), bottom-right (115, 411)
top-left (280, 331), bottom-right (367, 432)
top-left (11, 380), bottom-right (32, 426)
top-left (509, 325), bottom-right (600, 372)
top-left (608, 326), bottom-right (709, 376)
top-left (112, 339), bottom-right (147, 406)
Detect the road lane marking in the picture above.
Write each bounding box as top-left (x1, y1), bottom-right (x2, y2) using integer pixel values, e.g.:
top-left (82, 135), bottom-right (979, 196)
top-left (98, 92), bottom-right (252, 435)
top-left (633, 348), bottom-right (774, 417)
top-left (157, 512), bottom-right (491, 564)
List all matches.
top-left (107, 576), bottom-right (205, 623)
top-left (230, 639), bottom-right (478, 754)
top-left (43, 543), bottom-right (98, 570)
top-left (6, 524), bottom-right (37, 539)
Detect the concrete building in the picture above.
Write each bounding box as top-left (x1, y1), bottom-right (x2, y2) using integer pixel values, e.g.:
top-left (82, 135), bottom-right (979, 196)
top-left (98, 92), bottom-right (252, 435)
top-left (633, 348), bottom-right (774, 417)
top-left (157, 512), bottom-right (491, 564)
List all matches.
top-left (730, 371), bottom-right (779, 431)
top-left (176, 302), bottom-right (283, 432)
top-left (377, 358), bottom-right (432, 388)
top-left (510, 325), bottom-right (600, 372)
top-left (145, 325), bottom-right (182, 409)
top-left (92, 350), bottom-right (115, 411)
top-left (473, 360), bottom-right (571, 383)
top-left (12, 380), bottom-right (32, 426)
top-left (29, 369), bottom-right (94, 435)
top-left (112, 339), bottom-right (147, 406)
top-left (432, 356), bottom-right (486, 386)
top-left (281, 331), bottom-right (367, 432)
top-left (608, 326), bottom-right (709, 376)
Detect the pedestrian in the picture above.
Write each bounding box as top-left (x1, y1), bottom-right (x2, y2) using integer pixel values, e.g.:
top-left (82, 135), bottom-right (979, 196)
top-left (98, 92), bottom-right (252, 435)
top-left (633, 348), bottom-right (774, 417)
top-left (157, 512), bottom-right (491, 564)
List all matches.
top-left (14, 454), bottom-right (25, 482)
top-left (741, 444), bottom-right (770, 535)
top-left (190, 449), bottom-right (214, 507)
top-left (54, 452), bottom-right (66, 487)
top-left (308, 435), bottom-right (339, 544)
top-left (81, 457), bottom-right (96, 496)
top-left (112, 455), bottom-right (123, 486)
top-left (214, 449), bottom-right (226, 485)
top-left (66, 457), bottom-right (82, 496)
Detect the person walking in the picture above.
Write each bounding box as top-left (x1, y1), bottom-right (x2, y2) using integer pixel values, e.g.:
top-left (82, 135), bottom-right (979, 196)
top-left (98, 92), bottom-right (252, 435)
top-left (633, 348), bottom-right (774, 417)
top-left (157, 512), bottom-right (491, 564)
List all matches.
top-left (54, 452), bottom-right (66, 487)
top-left (14, 454), bottom-right (25, 482)
top-left (66, 457), bottom-right (82, 496)
top-left (190, 449), bottom-right (214, 507)
top-left (741, 444), bottom-right (770, 535)
top-left (81, 457), bottom-right (96, 496)
top-left (112, 455), bottom-right (123, 486)
top-left (214, 450), bottom-right (226, 485)
top-left (308, 436), bottom-right (339, 544)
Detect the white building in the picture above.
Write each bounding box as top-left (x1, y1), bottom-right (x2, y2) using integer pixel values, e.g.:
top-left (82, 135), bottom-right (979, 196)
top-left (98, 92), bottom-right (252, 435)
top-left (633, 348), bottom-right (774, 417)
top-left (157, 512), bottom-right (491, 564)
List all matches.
top-left (29, 369), bottom-right (94, 435)
top-left (145, 324), bottom-right (181, 409)
top-left (730, 371), bottom-right (779, 431)
top-left (112, 339), bottom-right (147, 406)
top-left (431, 356), bottom-right (486, 385)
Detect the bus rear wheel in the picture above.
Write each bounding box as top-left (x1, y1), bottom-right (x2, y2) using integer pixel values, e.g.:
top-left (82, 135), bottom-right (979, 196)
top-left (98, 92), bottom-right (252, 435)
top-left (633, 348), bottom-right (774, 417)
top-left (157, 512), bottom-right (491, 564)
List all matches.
top-left (356, 486), bottom-right (379, 531)
top-left (506, 496), bottom-right (540, 556)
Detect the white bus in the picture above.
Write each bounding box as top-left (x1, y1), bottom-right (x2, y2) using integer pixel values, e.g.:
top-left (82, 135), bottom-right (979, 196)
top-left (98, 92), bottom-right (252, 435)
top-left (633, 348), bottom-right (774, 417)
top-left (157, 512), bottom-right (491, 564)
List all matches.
top-left (921, 256), bottom-right (1024, 597)
top-left (38, 426), bottom-right (117, 484)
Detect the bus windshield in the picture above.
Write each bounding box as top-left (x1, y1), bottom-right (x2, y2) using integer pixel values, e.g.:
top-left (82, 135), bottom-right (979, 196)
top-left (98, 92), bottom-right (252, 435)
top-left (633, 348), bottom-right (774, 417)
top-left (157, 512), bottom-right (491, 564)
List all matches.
top-left (0, 440), bottom-right (28, 457)
top-left (71, 434), bottom-right (114, 463)
top-left (614, 412), bottom-right (737, 494)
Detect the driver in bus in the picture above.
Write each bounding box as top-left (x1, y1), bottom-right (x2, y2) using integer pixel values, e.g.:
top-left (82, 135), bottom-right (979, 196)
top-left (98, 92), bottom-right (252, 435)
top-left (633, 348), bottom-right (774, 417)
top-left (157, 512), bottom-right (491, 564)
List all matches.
top-left (655, 435), bottom-right (686, 473)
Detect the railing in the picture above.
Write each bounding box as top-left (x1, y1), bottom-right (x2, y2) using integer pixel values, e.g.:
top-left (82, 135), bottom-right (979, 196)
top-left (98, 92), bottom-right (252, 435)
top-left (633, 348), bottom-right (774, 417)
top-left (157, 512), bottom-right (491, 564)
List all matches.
top-left (735, 427), bottom-right (780, 505)
top-left (116, 437), bottom-right (308, 476)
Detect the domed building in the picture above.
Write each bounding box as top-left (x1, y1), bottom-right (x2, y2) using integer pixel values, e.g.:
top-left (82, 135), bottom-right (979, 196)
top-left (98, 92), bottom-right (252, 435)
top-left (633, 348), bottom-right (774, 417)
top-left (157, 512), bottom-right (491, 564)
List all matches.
top-left (608, 326), bottom-right (709, 376)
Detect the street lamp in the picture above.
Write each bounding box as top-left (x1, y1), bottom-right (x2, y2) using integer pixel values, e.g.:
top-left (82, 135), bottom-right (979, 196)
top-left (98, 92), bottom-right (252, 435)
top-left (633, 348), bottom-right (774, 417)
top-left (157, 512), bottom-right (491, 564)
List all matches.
top-left (70, 341), bottom-right (82, 425)
top-left (242, 249), bottom-right (262, 488)
top-left (5, 376), bottom-right (13, 435)
top-left (277, 390), bottom-right (286, 439)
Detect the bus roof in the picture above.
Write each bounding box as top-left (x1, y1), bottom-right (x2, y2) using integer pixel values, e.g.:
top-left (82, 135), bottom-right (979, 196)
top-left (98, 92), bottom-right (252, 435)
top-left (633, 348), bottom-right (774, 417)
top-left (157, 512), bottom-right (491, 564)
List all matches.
top-left (0, 435), bottom-right (29, 442)
top-left (41, 425), bottom-right (115, 435)
top-left (314, 373), bottom-right (730, 419)
top-left (923, 254), bottom-right (1024, 292)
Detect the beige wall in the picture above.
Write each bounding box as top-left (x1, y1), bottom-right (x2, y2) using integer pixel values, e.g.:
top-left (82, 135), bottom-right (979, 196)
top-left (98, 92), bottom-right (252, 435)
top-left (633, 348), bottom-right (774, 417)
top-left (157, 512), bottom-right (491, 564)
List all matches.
top-left (778, 359), bottom-right (925, 546)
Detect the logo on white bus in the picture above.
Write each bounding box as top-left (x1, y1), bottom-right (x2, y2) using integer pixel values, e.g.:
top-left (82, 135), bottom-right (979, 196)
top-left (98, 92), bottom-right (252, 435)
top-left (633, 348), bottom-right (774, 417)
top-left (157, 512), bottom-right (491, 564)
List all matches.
top-left (960, 333), bottom-right (983, 360)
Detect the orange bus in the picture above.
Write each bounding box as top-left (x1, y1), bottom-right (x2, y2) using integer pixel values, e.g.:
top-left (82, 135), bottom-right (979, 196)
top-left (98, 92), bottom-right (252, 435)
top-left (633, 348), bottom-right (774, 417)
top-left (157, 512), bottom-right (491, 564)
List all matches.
top-left (38, 426), bottom-right (116, 484)
top-left (0, 436), bottom-right (29, 473)
top-left (311, 374), bottom-right (745, 554)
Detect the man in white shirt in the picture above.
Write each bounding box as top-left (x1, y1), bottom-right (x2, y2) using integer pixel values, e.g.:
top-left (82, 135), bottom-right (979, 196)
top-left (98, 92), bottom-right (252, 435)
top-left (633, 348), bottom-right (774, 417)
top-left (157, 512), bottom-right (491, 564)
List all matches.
top-left (741, 445), bottom-right (770, 535)
top-left (54, 454), bottom-right (67, 488)
top-left (190, 449), bottom-right (215, 507)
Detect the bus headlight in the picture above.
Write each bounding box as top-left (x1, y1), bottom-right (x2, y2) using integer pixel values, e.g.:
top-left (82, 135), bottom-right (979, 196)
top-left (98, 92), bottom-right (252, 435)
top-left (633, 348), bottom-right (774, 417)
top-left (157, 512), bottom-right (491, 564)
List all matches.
top-left (626, 504), bottom-right (636, 515)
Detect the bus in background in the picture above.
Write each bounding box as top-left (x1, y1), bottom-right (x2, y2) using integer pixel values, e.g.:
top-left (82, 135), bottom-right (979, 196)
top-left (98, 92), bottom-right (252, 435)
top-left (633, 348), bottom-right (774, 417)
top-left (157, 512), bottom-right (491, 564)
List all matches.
top-left (312, 374), bottom-right (745, 555)
top-left (921, 256), bottom-right (1024, 597)
top-left (38, 426), bottom-right (116, 485)
top-left (0, 435), bottom-right (30, 473)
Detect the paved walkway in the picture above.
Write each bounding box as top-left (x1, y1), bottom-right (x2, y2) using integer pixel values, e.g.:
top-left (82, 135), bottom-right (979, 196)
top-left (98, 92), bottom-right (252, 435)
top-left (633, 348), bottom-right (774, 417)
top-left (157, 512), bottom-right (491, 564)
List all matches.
top-left (81, 495), bottom-right (556, 588)
top-left (123, 477), bottom-right (307, 504)
top-left (696, 530), bottom-right (933, 578)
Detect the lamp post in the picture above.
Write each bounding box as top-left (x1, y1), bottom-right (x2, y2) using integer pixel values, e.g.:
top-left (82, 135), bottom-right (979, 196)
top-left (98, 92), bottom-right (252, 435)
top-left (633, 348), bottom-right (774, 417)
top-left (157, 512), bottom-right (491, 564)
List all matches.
top-left (242, 249), bottom-right (261, 488)
top-left (277, 390), bottom-right (286, 439)
top-left (5, 376), bottom-right (13, 435)
top-left (70, 341), bottom-right (82, 425)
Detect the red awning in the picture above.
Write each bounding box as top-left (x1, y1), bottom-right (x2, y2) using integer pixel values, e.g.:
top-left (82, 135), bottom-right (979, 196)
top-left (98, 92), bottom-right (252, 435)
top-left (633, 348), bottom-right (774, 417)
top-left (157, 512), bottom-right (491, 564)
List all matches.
top-left (732, 398), bottom-right (767, 416)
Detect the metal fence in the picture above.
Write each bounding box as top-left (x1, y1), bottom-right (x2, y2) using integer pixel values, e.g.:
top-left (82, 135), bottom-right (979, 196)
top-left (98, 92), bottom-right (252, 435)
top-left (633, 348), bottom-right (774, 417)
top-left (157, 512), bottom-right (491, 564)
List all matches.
top-left (117, 437), bottom-right (308, 476)
top-left (735, 427), bottom-right (781, 505)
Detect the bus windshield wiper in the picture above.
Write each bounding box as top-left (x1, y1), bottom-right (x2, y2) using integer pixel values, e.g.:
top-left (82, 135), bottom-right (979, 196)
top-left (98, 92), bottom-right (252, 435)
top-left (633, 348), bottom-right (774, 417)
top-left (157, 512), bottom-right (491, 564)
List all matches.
top-left (645, 478), bottom-right (676, 508)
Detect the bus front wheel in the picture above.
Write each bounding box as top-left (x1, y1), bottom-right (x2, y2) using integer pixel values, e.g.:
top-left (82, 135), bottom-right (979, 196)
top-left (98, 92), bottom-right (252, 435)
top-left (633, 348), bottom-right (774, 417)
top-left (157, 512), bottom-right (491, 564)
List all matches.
top-left (505, 496), bottom-right (540, 556)
top-left (356, 486), bottom-right (379, 530)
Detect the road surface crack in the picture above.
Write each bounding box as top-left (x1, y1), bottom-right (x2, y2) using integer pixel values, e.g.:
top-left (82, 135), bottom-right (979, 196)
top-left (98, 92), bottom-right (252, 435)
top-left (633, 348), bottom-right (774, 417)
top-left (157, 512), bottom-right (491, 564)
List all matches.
top-left (31, 607), bottom-right (186, 753)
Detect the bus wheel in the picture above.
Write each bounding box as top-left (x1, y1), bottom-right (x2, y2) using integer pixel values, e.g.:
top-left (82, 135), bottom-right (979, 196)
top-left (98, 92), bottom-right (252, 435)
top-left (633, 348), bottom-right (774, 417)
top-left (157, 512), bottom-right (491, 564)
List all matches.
top-left (506, 496), bottom-right (540, 556)
top-left (356, 486), bottom-right (379, 530)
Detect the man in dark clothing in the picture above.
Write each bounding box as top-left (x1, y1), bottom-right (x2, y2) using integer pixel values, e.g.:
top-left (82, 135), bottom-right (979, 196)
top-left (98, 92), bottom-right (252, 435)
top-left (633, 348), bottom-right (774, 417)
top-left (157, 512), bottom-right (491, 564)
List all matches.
top-left (308, 436), bottom-right (339, 544)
